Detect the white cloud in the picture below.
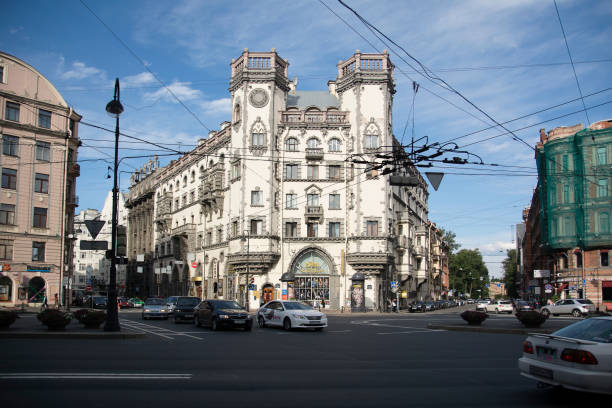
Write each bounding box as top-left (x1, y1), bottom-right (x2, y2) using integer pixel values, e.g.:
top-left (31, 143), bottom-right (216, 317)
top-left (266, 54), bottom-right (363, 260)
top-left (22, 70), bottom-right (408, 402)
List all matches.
top-left (122, 72), bottom-right (156, 88)
top-left (9, 26), bottom-right (24, 34)
top-left (201, 98), bottom-right (231, 115)
top-left (60, 61), bottom-right (105, 80)
top-left (143, 81), bottom-right (202, 103)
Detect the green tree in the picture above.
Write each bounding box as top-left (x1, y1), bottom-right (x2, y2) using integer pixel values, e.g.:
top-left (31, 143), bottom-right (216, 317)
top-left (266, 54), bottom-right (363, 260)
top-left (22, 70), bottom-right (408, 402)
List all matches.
top-left (439, 228), bottom-right (460, 254)
top-left (502, 249), bottom-right (519, 298)
top-left (449, 249), bottom-right (489, 298)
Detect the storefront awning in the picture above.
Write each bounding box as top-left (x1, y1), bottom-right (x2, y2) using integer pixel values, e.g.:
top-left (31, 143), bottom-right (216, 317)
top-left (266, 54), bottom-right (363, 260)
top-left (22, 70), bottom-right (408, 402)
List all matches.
top-left (557, 283), bottom-right (568, 291)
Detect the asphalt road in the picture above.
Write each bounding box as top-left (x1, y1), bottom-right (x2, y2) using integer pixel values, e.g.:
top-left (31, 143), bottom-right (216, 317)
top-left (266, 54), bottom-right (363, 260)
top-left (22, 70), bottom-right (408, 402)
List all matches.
top-left (2, 310), bottom-right (608, 408)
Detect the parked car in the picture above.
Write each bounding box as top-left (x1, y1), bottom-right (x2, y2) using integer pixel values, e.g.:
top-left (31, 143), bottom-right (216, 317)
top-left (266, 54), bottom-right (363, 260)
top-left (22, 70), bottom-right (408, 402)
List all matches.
top-left (117, 297), bottom-right (131, 308)
top-left (424, 301), bottom-right (435, 312)
top-left (89, 296), bottom-right (107, 310)
top-left (194, 299), bottom-right (252, 331)
top-left (485, 300), bottom-right (513, 314)
top-left (409, 301), bottom-right (425, 313)
top-left (518, 316), bottom-right (612, 395)
top-left (129, 297), bottom-right (144, 308)
top-left (540, 299), bottom-right (596, 318)
top-left (257, 300), bottom-right (327, 331)
top-left (515, 300), bottom-right (535, 312)
top-left (142, 297), bottom-right (169, 320)
top-left (165, 296), bottom-right (180, 315)
top-left (173, 297), bottom-right (201, 323)
top-left (476, 300), bottom-right (488, 311)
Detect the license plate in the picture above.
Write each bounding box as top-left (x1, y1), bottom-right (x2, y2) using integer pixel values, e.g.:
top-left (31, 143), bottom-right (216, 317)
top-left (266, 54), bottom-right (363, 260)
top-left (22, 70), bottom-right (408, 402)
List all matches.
top-left (529, 365), bottom-right (553, 379)
top-left (233, 319), bottom-right (245, 324)
top-left (536, 346), bottom-right (556, 361)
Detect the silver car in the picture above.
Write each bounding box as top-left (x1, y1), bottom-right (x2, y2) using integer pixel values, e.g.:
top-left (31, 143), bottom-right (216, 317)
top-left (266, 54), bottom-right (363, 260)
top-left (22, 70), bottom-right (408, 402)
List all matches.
top-left (142, 298), bottom-right (169, 320)
top-left (540, 299), bottom-right (595, 317)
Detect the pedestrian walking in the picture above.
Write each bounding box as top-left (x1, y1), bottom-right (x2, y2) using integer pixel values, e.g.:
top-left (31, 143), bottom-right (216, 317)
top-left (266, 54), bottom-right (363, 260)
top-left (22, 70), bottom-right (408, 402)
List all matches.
top-left (392, 298), bottom-right (397, 313)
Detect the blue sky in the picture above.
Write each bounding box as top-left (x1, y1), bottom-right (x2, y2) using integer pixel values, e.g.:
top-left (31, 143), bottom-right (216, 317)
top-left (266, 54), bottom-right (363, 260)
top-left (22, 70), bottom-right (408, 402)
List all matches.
top-left (3, 0), bottom-right (612, 277)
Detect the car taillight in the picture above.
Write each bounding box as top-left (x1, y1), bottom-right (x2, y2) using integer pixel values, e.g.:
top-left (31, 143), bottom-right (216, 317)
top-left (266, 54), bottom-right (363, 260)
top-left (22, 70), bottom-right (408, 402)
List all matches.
top-left (523, 341), bottom-right (534, 354)
top-left (560, 349), bottom-right (598, 365)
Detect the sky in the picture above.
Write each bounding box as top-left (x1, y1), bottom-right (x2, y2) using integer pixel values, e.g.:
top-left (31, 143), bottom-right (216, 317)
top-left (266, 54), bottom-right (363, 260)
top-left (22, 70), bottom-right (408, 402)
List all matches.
top-left (2, 0), bottom-right (612, 278)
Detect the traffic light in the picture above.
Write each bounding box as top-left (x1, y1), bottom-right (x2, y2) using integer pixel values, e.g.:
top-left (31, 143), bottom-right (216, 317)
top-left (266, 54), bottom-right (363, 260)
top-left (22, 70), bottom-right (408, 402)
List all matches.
top-left (116, 225), bottom-right (127, 257)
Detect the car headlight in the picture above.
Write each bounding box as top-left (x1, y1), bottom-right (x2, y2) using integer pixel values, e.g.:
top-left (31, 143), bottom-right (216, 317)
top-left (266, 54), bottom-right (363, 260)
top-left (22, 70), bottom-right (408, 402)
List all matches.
top-left (160, 309), bottom-right (167, 312)
top-left (144, 308), bottom-right (150, 312)
top-left (292, 314), bottom-right (306, 319)
top-left (219, 314), bottom-right (229, 319)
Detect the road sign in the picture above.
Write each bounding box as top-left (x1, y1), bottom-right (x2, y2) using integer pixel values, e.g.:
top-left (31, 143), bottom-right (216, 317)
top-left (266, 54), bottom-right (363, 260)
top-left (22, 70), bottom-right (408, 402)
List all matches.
top-left (84, 220), bottom-right (105, 240)
top-left (545, 284), bottom-right (553, 291)
top-left (191, 261), bottom-right (198, 269)
top-left (390, 281), bottom-right (398, 293)
top-left (86, 285), bottom-right (91, 291)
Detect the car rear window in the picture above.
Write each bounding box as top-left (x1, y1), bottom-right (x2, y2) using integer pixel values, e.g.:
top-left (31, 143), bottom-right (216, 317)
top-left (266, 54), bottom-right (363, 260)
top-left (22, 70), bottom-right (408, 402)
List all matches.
top-left (177, 298), bottom-right (200, 307)
top-left (577, 299), bottom-right (593, 304)
top-left (552, 318), bottom-right (612, 343)
top-left (145, 298), bottom-right (165, 305)
top-left (500, 301), bottom-right (511, 304)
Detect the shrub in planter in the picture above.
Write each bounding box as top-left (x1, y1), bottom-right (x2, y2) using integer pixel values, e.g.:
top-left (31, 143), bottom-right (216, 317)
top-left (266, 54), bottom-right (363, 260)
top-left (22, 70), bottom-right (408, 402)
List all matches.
top-left (79, 310), bottom-right (106, 329)
top-left (0, 310), bottom-right (19, 329)
top-left (460, 310), bottom-right (488, 325)
top-left (516, 310), bottom-right (547, 328)
top-left (72, 308), bottom-right (89, 323)
top-left (37, 308), bottom-right (71, 331)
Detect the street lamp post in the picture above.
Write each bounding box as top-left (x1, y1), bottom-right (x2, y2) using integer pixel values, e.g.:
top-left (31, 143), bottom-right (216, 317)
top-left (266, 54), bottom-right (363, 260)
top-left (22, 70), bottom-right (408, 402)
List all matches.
top-left (104, 78), bottom-right (123, 332)
top-left (241, 230), bottom-right (250, 311)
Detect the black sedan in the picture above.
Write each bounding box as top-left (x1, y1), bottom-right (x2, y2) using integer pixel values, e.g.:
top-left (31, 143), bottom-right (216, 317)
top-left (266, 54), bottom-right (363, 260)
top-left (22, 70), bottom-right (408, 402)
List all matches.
top-left (194, 299), bottom-right (253, 331)
top-left (89, 296), bottom-right (107, 310)
top-left (409, 301), bottom-right (425, 312)
top-left (173, 297), bottom-right (201, 323)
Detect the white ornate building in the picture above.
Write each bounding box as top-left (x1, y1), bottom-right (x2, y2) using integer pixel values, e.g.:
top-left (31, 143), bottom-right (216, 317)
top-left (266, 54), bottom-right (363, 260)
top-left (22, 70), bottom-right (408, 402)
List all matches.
top-left (127, 49), bottom-right (441, 311)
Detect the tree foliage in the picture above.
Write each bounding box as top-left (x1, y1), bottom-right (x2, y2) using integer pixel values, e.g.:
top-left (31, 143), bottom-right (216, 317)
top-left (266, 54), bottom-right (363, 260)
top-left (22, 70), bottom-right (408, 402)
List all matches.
top-left (449, 249), bottom-right (489, 298)
top-left (439, 228), bottom-right (460, 254)
top-left (502, 249), bottom-right (519, 298)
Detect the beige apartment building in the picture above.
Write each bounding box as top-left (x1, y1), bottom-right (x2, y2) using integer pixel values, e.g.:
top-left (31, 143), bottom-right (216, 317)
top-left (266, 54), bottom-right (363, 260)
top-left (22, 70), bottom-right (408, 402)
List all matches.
top-left (126, 49), bottom-right (449, 311)
top-left (0, 51), bottom-right (81, 306)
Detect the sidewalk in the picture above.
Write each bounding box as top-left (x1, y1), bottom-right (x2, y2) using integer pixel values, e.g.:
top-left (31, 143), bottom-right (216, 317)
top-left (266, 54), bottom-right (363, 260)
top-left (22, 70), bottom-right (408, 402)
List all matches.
top-left (0, 307), bottom-right (146, 339)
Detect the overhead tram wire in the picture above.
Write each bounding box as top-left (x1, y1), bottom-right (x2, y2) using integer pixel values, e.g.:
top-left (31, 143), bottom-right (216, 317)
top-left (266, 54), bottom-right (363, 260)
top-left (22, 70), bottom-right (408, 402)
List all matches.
top-left (78, 0), bottom-right (211, 132)
top-left (554, 0), bottom-right (590, 125)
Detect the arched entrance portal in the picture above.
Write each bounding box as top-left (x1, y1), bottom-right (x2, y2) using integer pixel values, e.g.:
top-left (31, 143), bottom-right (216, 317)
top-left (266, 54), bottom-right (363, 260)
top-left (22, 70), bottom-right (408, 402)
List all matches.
top-left (0, 276), bottom-right (13, 302)
top-left (28, 276), bottom-right (46, 303)
top-left (290, 248), bottom-right (333, 307)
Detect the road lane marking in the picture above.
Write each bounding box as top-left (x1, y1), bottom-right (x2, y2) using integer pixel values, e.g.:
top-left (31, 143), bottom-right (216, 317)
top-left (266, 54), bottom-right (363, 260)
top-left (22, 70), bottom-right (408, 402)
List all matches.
top-left (377, 330), bottom-right (445, 335)
top-left (120, 319), bottom-right (205, 340)
top-left (0, 373), bottom-right (192, 380)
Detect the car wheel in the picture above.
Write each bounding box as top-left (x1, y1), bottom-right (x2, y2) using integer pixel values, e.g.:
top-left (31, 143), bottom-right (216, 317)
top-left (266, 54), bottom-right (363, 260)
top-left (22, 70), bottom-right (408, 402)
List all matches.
top-left (142, 314), bottom-right (146, 320)
top-left (245, 323), bottom-right (252, 332)
top-left (541, 309), bottom-right (550, 317)
top-left (258, 316), bottom-right (266, 328)
top-left (283, 317), bottom-right (292, 331)
top-left (314, 327), bottom-right (324, 332)
top-left (571, 309), bottom-right (582, 318)
top-left (195, 315), bottom-right (201, 327)
top-left (211, 318), bottom-right (218, 331)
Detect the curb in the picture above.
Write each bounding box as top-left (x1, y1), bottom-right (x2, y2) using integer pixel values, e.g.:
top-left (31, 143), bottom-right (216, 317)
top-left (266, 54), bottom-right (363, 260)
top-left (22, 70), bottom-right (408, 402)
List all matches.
top-left (0, 331), bottom-right (146, 339)
top-left (427, 323), bottom-right (554, 335)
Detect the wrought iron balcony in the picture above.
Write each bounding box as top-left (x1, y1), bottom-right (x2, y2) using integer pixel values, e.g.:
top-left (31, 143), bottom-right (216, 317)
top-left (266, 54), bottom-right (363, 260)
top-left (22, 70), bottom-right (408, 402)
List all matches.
top-left (305, 148), bottom-right (324, 160)
top-left (305, 205), bottom-right (324, 223)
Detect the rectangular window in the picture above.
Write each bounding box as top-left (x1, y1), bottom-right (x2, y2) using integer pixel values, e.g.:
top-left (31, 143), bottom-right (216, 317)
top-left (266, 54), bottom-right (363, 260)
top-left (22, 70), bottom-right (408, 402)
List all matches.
top-left (251, 190), bottom-right (263, 206)
top-left (38, 109), bottom-right (52, 129)
top-left (250, 219), bottom-right (263, 235)
top-left (33, 207), bottom-right (48, 228)
top-left (285, 164), bottom-right (298, 179)
top-left (0, 204), bottom-right (15, 225)
top-left (329, 222), bottom-right (340, 238)
top-left (367, 220), bottom-right (378, 236)
top-left (36, 141), bottom-right (50, 161)
top-left (597, 147), bottom-right (607, 165)
top-left (1, 168), bottom-right (17, 190)
top-left (576, 252), bottom-right (582, 268)
top-left (602, 252), bottom-right (609, 267)
top-left (2, 135), bottom-right (19, 156)
top-left (597, 179), bottom-right (608, 198)
top-left (307, 193), bottom-right (319, 206)
top-left (365, 135), bottom-right (378, 149)
top-left (35, 173), bottom-right (49, 194)
top-left (562, 155), bottom-right (569, 171)
top-left (232, 162), bottom-right (240, 179)
top-left (0, 66), bottom-right (4, 83)
top-left (563, 185), bottom-right (570, 203)
top-left (5, 102), bottom-right (19, 122)
top-left (252, 133), bottom-right (264, 146)
top-left (307, 165), bottom-right (319, 179)
top-left (307, 223), bottom-right (318, 238)
top-left (328, 165), bottom-right (341, 180)
top-left (285, 222), bottom-right (297, 237)
top-left (286, 193), bottom-right (297, 209)
top-left (32, 242), bottom-right (45, 262)
top-left (0, 239), bottom-right (13, 260)
top-left (329, 194), bottom-right (340, 209)
top-left (232, 221), bottom-right (238, 237)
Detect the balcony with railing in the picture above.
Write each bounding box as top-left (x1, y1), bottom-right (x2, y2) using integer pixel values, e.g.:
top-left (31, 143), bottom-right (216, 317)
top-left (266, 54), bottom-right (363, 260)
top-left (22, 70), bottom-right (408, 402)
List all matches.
top-left (305, 148), bottom-right (324, 160)
top-left (67, 194), bottom-right (79, 208)
top-left (155, 193), bottom-right (173, 220)
top-left (412, 244), bottom-right (427, 258)
top-left (68, 162), bottom-right (80, 176)
top-left (230, 49), bottom-right (289, 78)
top-left (172, 223), bottom-right (195, 237)
top-left (397, 235), bottom-right (412, 249)
top-left (304, 205), bottom-right (324, 223)
top-left (280, 111), bottom-right (348, 125)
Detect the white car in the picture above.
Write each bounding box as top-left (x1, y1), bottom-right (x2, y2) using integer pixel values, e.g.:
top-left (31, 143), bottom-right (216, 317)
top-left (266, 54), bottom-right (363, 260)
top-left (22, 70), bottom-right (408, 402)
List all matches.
top-left (476, 300), bottom-right (489, 311)
top-left (485, 300), bottom-right (513, 314)
top-left (540, 299), bottom-right (596, 318)
top-left (518, 316), bottom-right (612, 395)
top-left (257, 300), bottom-right (328, 331)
